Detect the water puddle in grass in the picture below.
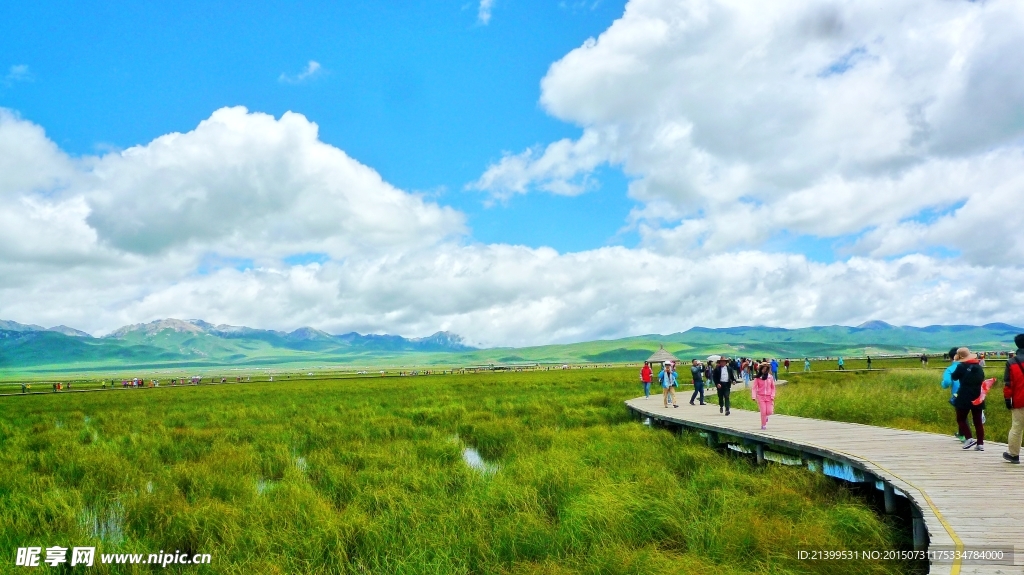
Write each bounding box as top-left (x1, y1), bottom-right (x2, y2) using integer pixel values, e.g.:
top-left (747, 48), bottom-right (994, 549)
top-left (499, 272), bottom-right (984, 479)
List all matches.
top-left (462, 447), bottom-right (499, 475)
top-left (256, 479), bottom-right (279, 495)
top-left (79, 502), bottom-right (125, 544)
top-left (448, 435), bottom-right (499, 475)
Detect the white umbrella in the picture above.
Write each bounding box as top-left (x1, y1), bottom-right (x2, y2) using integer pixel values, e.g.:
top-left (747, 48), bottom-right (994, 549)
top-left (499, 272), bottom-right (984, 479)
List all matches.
top-left (707, 354), bottom-right (722, 362)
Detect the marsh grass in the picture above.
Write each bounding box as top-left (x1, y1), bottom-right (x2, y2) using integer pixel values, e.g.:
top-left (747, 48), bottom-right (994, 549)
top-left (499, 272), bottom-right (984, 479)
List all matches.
top-left (0, 369), bottom-right (907, 574)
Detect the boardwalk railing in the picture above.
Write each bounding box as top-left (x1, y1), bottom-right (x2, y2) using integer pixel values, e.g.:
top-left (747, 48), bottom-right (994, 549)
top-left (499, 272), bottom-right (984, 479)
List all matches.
top-left (625, 397), bottom-right (1021, 575)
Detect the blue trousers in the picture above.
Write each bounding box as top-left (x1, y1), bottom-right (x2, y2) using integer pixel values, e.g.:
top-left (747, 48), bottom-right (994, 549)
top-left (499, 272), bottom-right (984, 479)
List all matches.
top-left (690, 382), bottom-right (704, 404)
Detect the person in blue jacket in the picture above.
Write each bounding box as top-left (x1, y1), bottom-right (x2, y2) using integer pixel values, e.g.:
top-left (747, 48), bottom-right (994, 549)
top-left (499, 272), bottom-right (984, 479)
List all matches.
top-left (660, 362), bottom-right (679, 408)
top-left (941, 346), bottom-right (964, 442)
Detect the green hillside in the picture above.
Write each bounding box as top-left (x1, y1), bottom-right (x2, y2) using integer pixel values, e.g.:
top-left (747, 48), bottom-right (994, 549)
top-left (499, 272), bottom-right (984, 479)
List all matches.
top-left (1, 319), bottom-right (1021, 375)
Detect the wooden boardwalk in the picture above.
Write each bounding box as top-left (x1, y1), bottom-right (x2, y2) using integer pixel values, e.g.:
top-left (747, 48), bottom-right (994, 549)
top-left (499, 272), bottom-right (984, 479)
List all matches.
top-left (625, 396), bottom-right (1023, 575)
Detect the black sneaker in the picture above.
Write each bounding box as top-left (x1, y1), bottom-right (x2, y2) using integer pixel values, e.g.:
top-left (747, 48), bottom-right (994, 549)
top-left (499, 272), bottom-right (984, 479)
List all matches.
top-left (725, 410), bottom-right (730, 416)
top-left (720, 406), bottom-right (724, 413)
top-left (962, 438), bottom-right (977, 450)
top-left (1003, 452), bottom-right (1020, 464)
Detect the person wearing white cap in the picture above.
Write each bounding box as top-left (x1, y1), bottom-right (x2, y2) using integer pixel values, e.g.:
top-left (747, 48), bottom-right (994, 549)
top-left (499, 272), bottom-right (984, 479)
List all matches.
top-left (659, 361), bottom-right (679, 408)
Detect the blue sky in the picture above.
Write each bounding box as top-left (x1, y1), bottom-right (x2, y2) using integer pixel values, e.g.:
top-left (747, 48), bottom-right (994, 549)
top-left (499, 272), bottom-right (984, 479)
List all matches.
top-left (1, 0), bottom-right (635, 253)
top-left (2, 0), bottom-right (1023, 343)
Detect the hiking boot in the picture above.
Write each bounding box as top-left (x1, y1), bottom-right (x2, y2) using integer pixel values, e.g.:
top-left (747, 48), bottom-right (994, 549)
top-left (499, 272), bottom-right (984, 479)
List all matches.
top-left (962, 438), bottom-right (977, 450)
top-left (1003, 452), bottom-right (1020, 464)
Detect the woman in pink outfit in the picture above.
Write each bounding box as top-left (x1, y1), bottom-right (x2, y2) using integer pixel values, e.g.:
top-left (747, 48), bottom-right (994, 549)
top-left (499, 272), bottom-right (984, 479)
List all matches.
top-left (753, 364), bottom-right (776, 430)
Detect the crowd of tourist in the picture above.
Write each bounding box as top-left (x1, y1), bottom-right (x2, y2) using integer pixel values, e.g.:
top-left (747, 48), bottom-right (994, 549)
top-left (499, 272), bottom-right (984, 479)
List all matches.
top-left (637, 333), bottom-right (1024, 458)
top-left (640, 356), bottom-right (780, 428)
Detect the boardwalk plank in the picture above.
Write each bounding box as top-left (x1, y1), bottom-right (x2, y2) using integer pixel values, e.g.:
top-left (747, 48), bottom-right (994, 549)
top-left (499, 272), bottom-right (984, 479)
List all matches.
top-left (625, 398), bottom-right (1024, 575)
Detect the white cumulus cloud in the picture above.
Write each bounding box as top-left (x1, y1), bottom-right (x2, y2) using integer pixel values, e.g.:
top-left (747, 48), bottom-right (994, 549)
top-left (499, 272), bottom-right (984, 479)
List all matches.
top-left (474, 0), bottom-right (1024, 263)
top-left (3, 0), bottom-right (1024, 348)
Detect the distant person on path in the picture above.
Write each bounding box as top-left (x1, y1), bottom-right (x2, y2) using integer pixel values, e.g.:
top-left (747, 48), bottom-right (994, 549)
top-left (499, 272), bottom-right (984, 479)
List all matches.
top-left (783, 358), bottom-right (790, 373)
top-left (21, 383), bottom-right (27, 393)
top-left (866, 356), bottom-right (872, 369)
top-left (753, 363), bottom-right (777, 430)
top-left (689, 359), bottom-right (706, 405)
top-left (1002, 334), bottom-right (1024, 464)
top-left (942, 346), bottom-right (964, 442)
top-left (712, 358), bottom-right (735, 416)
top-left (921, 353), bottom-right (929, 368)
top-left (952, 347), bottom-right (986, 451)
top-left (740, 358), bottom-right (751, 387)
top-left (640, 362), bottom-right (653, 399)
top-left (659, 362), bottom-right (679, 408)
top-left (770, 358), bottom-right (779, 380)
top-left (837, 357), bottom-right (845, 371)
top-left (804, 357), bottom-right (811, 372)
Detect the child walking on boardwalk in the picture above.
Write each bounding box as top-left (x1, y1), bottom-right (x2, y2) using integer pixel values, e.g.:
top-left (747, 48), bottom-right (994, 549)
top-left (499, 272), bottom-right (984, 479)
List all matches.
top-left (753, 364), bottom-right (776, 430)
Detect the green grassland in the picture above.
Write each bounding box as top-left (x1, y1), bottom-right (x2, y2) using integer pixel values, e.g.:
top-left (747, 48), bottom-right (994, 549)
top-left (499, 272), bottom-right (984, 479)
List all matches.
top-left (0, 368), bottom-right (908, 574)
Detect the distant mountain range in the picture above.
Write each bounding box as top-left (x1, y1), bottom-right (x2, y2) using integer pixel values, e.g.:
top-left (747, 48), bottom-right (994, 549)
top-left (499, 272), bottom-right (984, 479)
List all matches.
top-left (0, 318), bottom-right (1020, 372)
top-left (0, 318), bottom-right (473, 371)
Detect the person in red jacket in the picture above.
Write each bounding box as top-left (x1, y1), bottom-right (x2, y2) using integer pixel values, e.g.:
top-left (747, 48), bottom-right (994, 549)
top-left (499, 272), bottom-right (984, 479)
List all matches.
top-left (640, 362), bottom-right (653, 399)
top-left (1003, 334), bottom-right (1024, 463)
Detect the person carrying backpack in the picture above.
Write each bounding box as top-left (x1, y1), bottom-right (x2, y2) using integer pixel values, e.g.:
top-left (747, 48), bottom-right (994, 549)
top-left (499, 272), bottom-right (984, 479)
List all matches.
top-left (951, 347), bottom-right (986, 451)
top-left (1003, 334), bottom-right (1024, 464)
